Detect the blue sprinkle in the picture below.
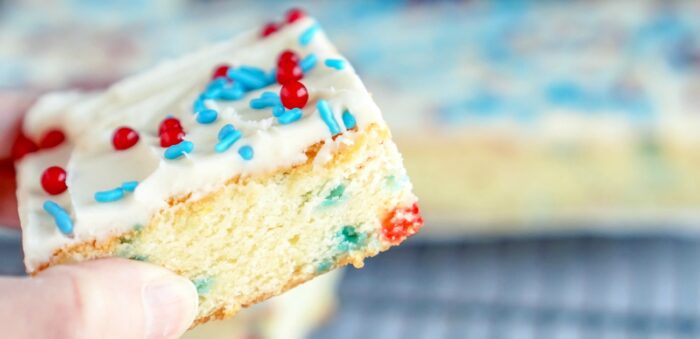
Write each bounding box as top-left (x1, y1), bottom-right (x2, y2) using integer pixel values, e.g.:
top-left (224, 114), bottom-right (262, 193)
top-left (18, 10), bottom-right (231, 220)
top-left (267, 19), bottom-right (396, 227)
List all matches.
top-left (317, 100), bottom-right (341, 135)
top-left (324, 58), bottom-right (346, 70)
top-left (121, 181), bottom-right (139, 192)
top-left (196, 109), bottom-right (218, 124)
top-left (217, 124), bottom-right (236, 140)
top-left (272, 104), bottom-right (286, 117)
top-left (299, 23), bottom-right (320, 46)
top-left (193, 97), bottom-right (207, 113)
top-left (278, 108), bottom-right (303, 125)
top-left (218, 85), bottom-right (244, 100)
top-left (43, 200), bottom-right (73, 235)
top-left (95, 188), bottom-right (125, 203)
top-left (201, 86), bottom-right (222, 100)
top-left (250, 92), bottom-right (281, 109)
top-left (342, 110), bottom-right (356, 129)
top-left (238, 145), bottom-right (254, 160)
top-left (267, 68), bottom-right (277, 84)
top-left (300, 53), bottom-right (318, 73)
top-left (164, 140), bottom-right (194, 160)
top-left (215, 129), bottom-right (242, 153)
top-left (207, 78), bottom-right (228, 91)
top-left (227, 69), bottom-right (267, 90)
top-left (239, 66), bottom-right (268, 80)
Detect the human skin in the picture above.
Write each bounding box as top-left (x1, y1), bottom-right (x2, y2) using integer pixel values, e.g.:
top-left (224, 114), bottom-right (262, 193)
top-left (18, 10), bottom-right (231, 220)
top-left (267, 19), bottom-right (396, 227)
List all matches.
top-left (0, 98), bottom-right (198, 339)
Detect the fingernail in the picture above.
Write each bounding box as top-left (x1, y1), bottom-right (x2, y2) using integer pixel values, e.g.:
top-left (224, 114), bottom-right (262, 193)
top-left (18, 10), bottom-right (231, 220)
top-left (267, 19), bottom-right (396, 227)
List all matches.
top-left (143, 276), bottom-right (198, 339)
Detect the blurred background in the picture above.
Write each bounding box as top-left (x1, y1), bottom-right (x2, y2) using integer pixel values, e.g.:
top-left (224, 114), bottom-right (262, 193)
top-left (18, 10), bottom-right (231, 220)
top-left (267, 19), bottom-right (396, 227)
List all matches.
top-left (2, 0), bottom-right (700, 338)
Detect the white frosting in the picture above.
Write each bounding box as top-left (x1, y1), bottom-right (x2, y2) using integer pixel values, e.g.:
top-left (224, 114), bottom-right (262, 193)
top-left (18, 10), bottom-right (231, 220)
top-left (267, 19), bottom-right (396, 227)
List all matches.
top-left (17, 17), bottom-right (386, 271)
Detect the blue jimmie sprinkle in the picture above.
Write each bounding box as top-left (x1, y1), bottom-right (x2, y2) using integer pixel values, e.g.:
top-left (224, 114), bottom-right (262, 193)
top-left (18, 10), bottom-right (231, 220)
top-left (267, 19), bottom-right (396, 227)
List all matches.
top-left (324, 58), bottom-right (346, 70)
top-left (267, 68), bottom-right (277, 84)
top-left (317, 100), bottom-right (341, 135)
top-left (300, 53), bottom-right (318, 73)
top-left (218, 85), bottom-right (244, 100)
top-left (272, 104), bottom-right (286, 117)
top-left (207, 78), bottom-right (228, 91)
top-left (201, 86), bottom-right (222, 100)
top-left (95, 188), bottom-right (125, 203)
top-left (239, 66), bottom-right (268, 80)
top-left (121, 181), bottom-right (139, 192)
top-left (278, 108), bottom-right (303, 125)
top-left (43, 200), bottom-right (74, 235)
top-left (227, 68), bottom-right (267, 90)
top-left (238, 145), bottom-right (254, 160)
top-left (250, 92), bottom-right (281, 109)
top-left (196, 109), bottom-right (218, 124)
top-left (217, 124), bottom-right (236, 140)
top-left (342, 110), bottom-right (357, 129)
top-left (164, 140), bottom-right (194, 160)
top-left (193, 97), bottom-right (207, 113)
top-left (299, 23), bottom-right (320, 46)
top-left (215, 129), bottom-right (242, 153)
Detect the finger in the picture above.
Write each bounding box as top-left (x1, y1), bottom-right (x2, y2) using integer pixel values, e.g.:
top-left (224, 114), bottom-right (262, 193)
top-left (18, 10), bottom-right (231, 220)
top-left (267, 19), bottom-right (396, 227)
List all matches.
top-left (0, 258), bottom-right (198, 339)
top-left (0, 159), bottom-right (19, 228)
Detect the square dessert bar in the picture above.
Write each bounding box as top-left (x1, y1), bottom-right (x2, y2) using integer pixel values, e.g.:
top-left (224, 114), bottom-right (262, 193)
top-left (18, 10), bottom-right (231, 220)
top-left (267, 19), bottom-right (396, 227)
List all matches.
top-left (15, 9), bottom-right (422, 325)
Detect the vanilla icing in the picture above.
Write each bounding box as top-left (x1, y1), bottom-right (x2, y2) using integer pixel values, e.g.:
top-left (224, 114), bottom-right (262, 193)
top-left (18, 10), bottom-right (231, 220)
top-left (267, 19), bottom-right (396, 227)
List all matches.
top-left (17, 17), bottom-right (386, 272)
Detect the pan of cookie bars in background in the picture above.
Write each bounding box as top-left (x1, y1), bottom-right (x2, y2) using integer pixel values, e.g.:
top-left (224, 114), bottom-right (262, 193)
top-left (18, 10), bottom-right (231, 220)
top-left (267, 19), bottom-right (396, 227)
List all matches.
top-left (2, 1), bottom-right (700, 339)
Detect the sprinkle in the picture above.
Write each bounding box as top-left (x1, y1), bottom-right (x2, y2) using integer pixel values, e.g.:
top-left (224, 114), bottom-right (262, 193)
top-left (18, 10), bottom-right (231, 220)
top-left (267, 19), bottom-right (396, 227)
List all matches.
top-left (217, 124), bottom-right (236, 140)
top-left (239, 66), bottom-right (268, 80)
top-left (272, 104), bottom-right (286, 117)
top-left (95, 188), bottom-right (125, 203)
top-left (121, 181), bottom-right (139, 192)
top-left (227, 68), bottom-right (267, 90)
top-left (201, 86), bottom-right (222, 100)
top-left (342, 110), bottom-right (357, 129)
top-left (300, 53), bottom-right (318, 73)
top-left (43, 200), bottom-right (73, 235)
top-left (164, 140), bottom-right (194, 160)
top-left (250, 92), bottom-right (281, 109)
top-left (299, 23), bottom-right (320, 46)
top-left (207, 78), bottom-right (228, 91)
top-left (215, 129), bottom-right (242, 153)
top-left (193, 97), bottom-right (207, 113)
top-left (196, 109), bottom-right (218, 124)
top-left (278, 108), bottom-right (303, 124)
top-left (317, 100), bottom-right (341, 135)
top-left (218, 85), bottom-right (244, 100)
top-left (238, 145), bottom-right (254, 160)
top-left (324, 58), bottom-right (346, 70)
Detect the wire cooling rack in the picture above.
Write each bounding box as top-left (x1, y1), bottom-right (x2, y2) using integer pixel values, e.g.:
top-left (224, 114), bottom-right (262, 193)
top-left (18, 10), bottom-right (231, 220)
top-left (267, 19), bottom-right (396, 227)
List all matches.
top-left (3, 229), bottom-right (700, 338)
top-left (310, 234), bottom-right (700, 339)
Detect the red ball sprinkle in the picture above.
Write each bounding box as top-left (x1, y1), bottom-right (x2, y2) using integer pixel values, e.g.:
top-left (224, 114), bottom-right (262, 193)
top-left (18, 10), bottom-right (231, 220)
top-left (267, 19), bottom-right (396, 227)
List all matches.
top-left (160, 129), bottom-right (185, 148)
top-left (212, 64), bottom-right (231, 80)
top-left (276, 63), bottom-right (304, 84)
top-left (277, 50), bottom-right (301, 67)
top-left (285, 8), bottom-right (306, 24)
top-left (280, 81), bottom-right (309, 109)
top-left (261, 22), bottom-right (279, 38)
top-left (112, 127), bottom-right (140, 150)
top-left (381, 203), bottom-right (424, 244)
top-left (11, 133), bottom-right (39, 161)
top-left (158, 117), bottom-right (182, 135)
top-left (39, 129), bottom-right (66, 149)
top-left (41, 166), bottom-right (68, 195)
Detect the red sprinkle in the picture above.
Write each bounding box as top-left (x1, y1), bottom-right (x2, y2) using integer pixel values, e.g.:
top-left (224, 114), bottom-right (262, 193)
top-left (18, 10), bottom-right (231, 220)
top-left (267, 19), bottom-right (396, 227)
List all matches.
top-left (280, 81), bottom-right (309, 109)
top-left (160, 129), bottom-right (185, 148)
top-left (11, 133), bottom-right (39, 161)
top-left (158, 117), bottom-right (182, 135)
top-left (285, 8), bottom-right (306, 24)
top-left (381, 203), bottom-right (423, 244)
top-left (261, 22), bottom-right (279, 38)
top-left (39, 129), bottom-right (66, 149)
top-left (41, 166), bottom-right (68, 195)
top-left (112, 127), bottom-right (140, 150)
top-left (158, 117), bottom-right (185, 147)
top-left (276, 62), bottom-right (303, 84)
top-left (212, 64), bottom-right (231, 80)
top-left (277, 50), bottom-right (301, 68)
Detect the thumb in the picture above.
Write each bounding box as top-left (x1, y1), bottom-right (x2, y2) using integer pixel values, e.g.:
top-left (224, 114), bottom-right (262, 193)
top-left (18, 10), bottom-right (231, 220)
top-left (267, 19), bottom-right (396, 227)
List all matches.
top-left (0, 258), bottom-right (198, 339)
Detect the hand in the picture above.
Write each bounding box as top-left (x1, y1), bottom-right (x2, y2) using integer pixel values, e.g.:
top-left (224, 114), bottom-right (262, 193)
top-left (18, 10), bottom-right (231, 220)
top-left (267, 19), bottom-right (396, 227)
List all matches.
top-left (0, 258), bottom-right (198, 338)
